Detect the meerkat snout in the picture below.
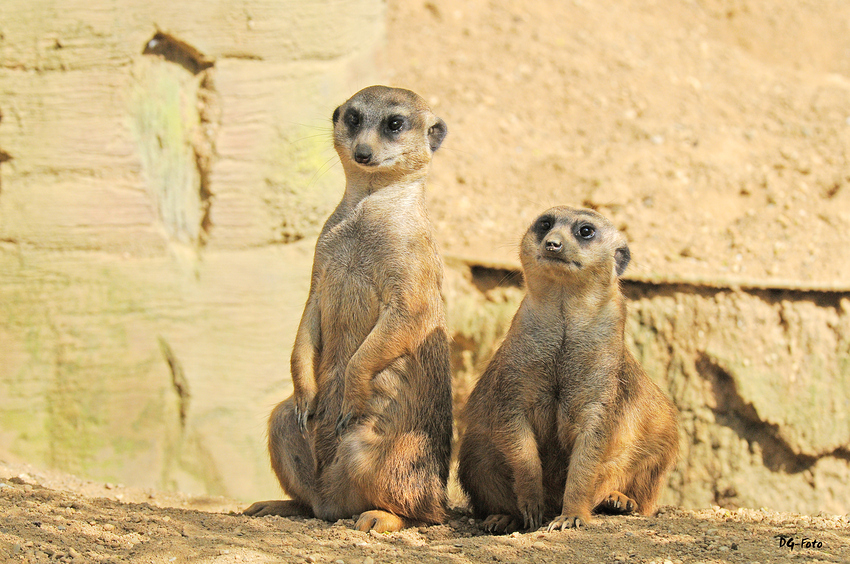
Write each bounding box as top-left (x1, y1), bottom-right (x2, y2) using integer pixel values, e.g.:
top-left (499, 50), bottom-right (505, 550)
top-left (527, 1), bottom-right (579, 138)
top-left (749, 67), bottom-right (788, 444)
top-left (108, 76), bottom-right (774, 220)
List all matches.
top-left (354, 143), bottom-right (373, 165)
top-left (544, 234), bottom-right (564, 253)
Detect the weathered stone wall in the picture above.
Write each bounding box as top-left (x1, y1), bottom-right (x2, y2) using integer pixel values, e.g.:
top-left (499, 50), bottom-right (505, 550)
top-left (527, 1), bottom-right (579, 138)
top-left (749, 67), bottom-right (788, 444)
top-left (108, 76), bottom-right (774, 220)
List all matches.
top-left (0, 0), bottom-right (384, 501)
top-left (626, 285), bottom-right (850, 515)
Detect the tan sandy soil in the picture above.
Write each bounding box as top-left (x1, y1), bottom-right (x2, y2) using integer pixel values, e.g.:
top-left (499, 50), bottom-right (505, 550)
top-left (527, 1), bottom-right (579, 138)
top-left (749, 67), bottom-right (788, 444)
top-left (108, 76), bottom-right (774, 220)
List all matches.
top-left (2, 460), bottom-right (849, 563)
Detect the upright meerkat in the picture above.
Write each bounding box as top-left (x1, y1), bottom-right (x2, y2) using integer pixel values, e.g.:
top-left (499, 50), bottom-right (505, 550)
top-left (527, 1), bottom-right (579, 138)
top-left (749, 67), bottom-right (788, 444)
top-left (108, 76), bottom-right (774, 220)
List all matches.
top-left (457, 206), bottom-right (678, 534)
top-left (244, 86), bottom-right (453, 533)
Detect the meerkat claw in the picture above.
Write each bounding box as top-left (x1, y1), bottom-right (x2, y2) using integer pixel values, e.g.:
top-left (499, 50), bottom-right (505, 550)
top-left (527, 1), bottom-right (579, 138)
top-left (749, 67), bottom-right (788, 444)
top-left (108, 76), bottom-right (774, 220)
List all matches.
top-left (547, 513), bottom-right (585, 532)
top-left (335, 412), bottom-right (353, 436)
top-left (298, 410), bottom-right (308, 435)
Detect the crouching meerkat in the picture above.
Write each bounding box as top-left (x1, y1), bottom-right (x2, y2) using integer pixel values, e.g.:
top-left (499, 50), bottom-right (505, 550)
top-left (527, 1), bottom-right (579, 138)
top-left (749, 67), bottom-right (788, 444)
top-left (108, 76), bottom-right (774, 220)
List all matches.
top-left (244, 86), bottom-right (453, 533)
top-left (457, 206), bottom-right (679, 534)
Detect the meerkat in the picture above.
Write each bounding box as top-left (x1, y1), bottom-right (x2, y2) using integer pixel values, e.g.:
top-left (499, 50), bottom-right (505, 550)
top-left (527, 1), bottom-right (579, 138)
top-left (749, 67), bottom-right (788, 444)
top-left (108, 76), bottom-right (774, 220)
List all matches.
top-left (457, 206), bottom-right (679, 534)
top-left (243, 86), bottom-right (453, 533)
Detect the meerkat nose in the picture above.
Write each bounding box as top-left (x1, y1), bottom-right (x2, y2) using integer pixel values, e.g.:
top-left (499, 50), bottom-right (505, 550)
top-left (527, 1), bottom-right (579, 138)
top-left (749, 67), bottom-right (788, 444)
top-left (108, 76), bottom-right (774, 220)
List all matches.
top-left (544, 236), bottom-right (563, 253)
top-left (354, 144), bottom-right (373, 164)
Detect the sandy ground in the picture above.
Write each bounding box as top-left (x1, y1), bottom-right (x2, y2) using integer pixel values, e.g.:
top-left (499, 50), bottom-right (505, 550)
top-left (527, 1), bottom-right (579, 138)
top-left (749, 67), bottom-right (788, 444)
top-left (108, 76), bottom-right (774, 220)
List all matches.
top-left (2, 460), bottom-right (849, 563)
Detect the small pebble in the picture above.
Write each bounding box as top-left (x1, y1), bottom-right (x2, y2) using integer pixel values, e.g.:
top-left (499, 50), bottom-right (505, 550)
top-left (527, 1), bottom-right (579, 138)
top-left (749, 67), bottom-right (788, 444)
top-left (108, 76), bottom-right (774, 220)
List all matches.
top-left (532, 541), bottom-right (546, 550)
top-left (305, 556), bottom-right (317, 563)
top-left (362, 558), bottom-right (375, 564)
top-left (334, 560), bottom-right (345, 564)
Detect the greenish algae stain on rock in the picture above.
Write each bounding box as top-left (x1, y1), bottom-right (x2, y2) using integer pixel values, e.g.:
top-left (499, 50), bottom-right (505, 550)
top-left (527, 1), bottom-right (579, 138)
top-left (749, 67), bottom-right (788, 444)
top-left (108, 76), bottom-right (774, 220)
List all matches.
top-left (0, 252), bottom-right (197, 489)
top-left (129, 57), bottom-right (207, 246)
top-left (262, 124), bottom-right (344, 244)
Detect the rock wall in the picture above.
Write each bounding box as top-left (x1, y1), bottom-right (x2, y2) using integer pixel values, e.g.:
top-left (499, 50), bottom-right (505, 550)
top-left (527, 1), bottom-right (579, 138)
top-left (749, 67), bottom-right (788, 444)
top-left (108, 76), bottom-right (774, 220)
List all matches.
top-left (0, 0), bottom-right (384, 501)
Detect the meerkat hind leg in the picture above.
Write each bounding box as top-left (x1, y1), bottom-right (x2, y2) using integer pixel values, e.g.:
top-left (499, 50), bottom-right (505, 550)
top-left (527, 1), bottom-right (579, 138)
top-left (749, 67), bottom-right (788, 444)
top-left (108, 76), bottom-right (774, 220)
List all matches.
top-left (595, 491), bottom-right (638, 515)
top-left (243, 499), bottom-right (312, 518)
top-left (245, 396), bottom-right (320, 519)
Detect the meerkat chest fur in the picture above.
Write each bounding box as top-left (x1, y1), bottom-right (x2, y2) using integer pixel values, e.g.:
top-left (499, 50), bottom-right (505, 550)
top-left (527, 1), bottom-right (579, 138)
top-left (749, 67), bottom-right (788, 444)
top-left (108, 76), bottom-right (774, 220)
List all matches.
top-left (315, 189), bottom-right (439, 329)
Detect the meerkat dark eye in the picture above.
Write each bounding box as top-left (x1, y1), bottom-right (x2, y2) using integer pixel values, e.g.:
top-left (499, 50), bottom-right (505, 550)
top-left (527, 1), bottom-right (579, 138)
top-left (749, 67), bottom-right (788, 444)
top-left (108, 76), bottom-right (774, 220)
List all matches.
top-left (345, 110), bottom-right (361, 129)
top-left (577, 224), bottom-right (596, 240)
top-left (386, 116), bottom-right (405, 133)
top-left (534, 216), bottom-right (553, 238)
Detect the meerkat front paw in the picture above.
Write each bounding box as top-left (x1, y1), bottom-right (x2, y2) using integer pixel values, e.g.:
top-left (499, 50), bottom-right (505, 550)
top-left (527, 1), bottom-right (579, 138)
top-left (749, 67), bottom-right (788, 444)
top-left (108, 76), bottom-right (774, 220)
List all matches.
top-left (546, 510), bottom-right (591, 531)
top-left (335, 394), bottom-right (365, 436)
top-left (597, 491), bottom-right (638, 514)
top-left (294, 391), bottom-right (317, 434)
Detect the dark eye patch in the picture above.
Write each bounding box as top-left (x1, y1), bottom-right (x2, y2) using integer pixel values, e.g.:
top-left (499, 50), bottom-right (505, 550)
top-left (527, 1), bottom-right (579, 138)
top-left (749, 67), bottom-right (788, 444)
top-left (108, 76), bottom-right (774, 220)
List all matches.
top-left (533, 215), bottom-right (554, 240)
top-left (345, 109), bottom-right (361, 130)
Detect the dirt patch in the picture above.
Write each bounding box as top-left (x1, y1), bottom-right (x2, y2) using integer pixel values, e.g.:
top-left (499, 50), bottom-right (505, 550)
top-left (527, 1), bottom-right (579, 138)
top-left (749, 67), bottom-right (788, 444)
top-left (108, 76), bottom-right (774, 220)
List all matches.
top-left (2, 460), bottom-right (849, 563)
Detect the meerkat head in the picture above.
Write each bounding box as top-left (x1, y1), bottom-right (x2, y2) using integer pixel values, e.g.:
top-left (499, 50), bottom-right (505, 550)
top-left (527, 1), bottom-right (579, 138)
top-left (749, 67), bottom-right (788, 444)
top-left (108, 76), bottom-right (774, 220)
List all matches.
top-left (332, 86), bottom-right (447, 180)
top-left (520, 206), bottom-right (630, 290)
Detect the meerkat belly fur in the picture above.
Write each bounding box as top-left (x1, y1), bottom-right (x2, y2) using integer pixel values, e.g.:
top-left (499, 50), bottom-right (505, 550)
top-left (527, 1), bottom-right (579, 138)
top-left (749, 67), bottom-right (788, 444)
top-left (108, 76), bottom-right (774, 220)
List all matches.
top-left (245, 86), bottom-right (453, 533)
top-left (458, 206), bottom-right (679, 534)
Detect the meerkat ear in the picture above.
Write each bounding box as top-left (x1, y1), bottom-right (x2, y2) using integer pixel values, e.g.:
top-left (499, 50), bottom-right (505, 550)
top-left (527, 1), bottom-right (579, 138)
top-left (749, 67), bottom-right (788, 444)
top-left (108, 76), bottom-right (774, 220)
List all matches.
top-left (428, 117), bottom-right (447, 152)
top-left (614, 245), bottom-right (631, 277)
top-left (332, 106), bottom-right (341, 124)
